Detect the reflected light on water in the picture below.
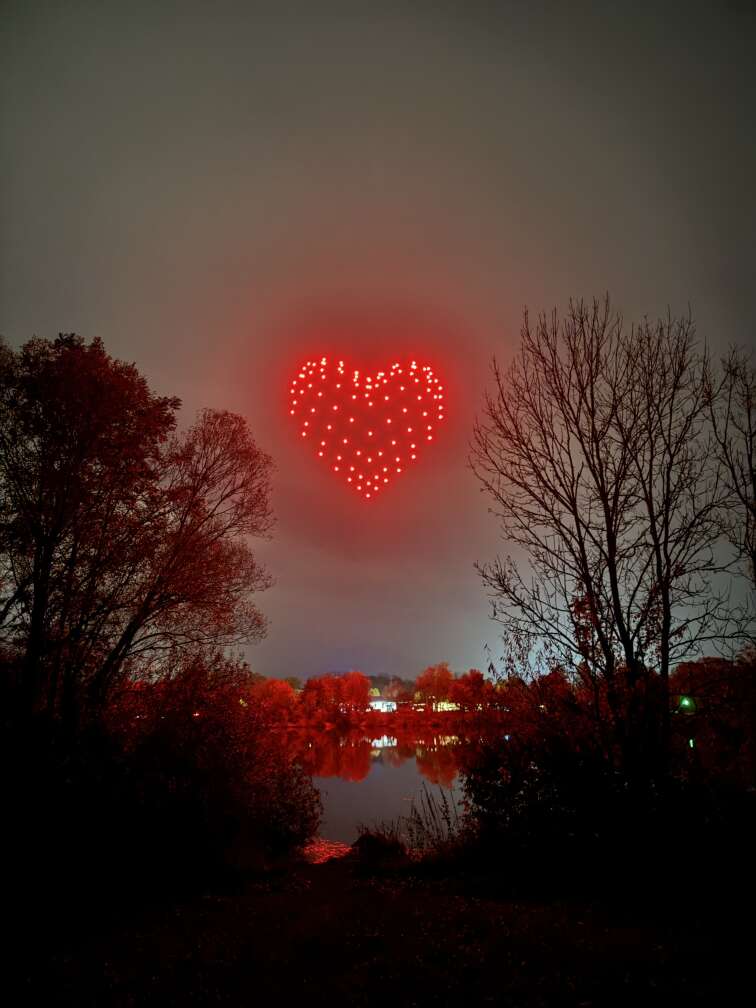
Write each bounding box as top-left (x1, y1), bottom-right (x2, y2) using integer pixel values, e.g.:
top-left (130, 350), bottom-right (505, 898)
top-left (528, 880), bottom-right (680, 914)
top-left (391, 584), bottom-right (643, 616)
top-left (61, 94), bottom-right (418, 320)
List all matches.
top-left (299, 728), bottom-right (473, 844)
top-left (370, 735), bottom-right (397, 749)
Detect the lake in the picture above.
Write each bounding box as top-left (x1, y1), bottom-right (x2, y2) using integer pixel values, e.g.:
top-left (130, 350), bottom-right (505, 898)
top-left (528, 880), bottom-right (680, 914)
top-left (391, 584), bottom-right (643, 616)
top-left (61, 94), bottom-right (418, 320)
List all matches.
top-left (303, 731), bottom-right (467, 844)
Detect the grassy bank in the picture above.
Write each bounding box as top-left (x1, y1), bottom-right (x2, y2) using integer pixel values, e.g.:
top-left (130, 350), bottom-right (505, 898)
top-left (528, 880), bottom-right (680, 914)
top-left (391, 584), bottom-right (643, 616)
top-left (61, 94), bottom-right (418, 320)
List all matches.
top-left (16, 851), bottom-right (749, 1007)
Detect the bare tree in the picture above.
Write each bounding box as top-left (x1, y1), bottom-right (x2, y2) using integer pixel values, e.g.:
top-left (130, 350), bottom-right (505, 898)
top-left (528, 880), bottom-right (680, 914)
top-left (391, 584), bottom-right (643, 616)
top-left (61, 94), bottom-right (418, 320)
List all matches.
top-left (471, 298), bottom-right (737, 768)
top-left (707, 348), bottom-right (755, 589)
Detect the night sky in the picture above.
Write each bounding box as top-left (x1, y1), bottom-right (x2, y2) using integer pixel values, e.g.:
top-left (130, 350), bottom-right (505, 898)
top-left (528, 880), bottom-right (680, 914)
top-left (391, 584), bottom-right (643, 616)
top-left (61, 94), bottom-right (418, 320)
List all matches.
top-left (2, 1), bottom-right (754, 681)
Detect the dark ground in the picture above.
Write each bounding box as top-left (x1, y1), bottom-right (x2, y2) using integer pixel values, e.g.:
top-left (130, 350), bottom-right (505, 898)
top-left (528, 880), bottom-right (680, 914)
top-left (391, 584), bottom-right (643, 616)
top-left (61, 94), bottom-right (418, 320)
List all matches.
top-left (12, 855), bottom-right (749, 1007)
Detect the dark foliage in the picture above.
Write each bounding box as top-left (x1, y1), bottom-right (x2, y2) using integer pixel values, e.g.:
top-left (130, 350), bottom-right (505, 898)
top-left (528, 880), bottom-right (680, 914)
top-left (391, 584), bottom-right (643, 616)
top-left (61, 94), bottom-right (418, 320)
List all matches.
top-left (2, 653), bottom-right (321, 921)
top-left (0, 334), bottom-right (273, 726)
top-left (459, 657), bottom-right (756, 901)
top-left (0, 335), bottom-right (320, 920)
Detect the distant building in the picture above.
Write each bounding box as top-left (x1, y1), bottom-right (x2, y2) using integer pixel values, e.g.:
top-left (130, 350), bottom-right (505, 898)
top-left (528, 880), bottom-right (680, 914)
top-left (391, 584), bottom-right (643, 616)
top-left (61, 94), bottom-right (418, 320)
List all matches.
top-left (369, 698), bottom-right (397, 713)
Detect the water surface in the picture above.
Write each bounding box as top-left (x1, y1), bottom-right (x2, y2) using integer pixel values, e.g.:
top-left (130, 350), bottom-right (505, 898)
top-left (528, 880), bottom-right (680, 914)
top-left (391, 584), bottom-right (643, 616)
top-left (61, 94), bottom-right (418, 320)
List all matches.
top-left (305, 732), bottom-right (466, 843)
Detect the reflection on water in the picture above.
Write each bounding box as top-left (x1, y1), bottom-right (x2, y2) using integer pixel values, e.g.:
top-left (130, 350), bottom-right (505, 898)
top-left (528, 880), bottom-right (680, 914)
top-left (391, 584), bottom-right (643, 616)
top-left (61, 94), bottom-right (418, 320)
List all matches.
top-left (371, 735), bottom-right (397, 749)
top-left (290, 729), bottom-right (473, 844)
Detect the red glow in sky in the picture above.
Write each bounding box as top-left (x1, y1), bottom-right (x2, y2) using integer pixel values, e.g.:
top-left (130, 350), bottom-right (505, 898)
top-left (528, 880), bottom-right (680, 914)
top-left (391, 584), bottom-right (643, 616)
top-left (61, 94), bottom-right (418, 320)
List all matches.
top-left (289, 357), bottom-right (445, 500)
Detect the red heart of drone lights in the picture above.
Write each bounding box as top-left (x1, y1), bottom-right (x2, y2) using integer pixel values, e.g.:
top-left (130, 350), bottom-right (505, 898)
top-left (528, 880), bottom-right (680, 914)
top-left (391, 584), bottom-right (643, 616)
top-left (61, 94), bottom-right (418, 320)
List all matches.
top-left (289, 357), bottom-right (446, 500)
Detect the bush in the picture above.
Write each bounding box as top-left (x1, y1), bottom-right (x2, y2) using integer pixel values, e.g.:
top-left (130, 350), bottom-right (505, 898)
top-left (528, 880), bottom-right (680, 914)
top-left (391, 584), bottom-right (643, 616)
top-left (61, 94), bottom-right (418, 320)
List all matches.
top-left (460, 729), bottom-right (756, 902)
top-left (352, 824), bottom-right (409, 868)
top-left (2, 656), bottom-right (321, 918)
top-left (355, 785), bottom-right (468, 871)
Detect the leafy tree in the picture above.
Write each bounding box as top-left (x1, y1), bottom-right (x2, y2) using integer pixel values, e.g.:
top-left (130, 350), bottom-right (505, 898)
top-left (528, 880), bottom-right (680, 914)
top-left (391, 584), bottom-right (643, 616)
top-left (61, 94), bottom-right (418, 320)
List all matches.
top-left (0, 335), bottom-right (273, 725)
top-left (340, 670), bottom-right (371, 711)
top-left (300, 670), bottom-right (370, 719)
top-left (384, 675), bottom-right (416, 701)
top-left (415, 662), bottom-right (453, 709)
top-left (449, 669), bottom-right (497, 711)
top-left (249, 677), bottom-right (299, 721)
top-left (300, 674), bottom-right (341, 720)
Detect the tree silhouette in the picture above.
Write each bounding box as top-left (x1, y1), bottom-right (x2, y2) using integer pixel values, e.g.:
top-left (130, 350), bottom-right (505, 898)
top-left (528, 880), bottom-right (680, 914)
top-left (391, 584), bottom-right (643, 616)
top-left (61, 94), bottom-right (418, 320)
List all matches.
top-left (0, 335), bottom-right (273, 725)
top-left (707, 348), bottom-right (756, 591)
top-left (471, 298), bottom-right (743, 768)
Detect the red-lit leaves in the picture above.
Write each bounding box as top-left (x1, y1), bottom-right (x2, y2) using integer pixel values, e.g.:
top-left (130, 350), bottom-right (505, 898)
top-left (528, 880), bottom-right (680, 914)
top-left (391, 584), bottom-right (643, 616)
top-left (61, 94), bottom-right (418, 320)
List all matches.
top-left (289, 357), bottom-right (445, 500)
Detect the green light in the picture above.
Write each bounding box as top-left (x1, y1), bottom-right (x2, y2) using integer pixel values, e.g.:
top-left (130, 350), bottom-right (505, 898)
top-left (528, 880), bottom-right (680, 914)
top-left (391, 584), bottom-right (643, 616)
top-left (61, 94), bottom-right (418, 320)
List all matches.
top-left (688, 738), bottom-right (695, 749)
top-left (680, 696), bottom-right (692, 708)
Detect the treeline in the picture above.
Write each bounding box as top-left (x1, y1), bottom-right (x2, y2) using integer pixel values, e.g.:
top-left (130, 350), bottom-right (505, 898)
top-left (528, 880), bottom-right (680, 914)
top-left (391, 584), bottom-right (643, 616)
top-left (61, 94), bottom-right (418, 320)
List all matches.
top-left (241, 663), bottom-right (501, 722)
top-left (236, 653), bottom-right (755, 793)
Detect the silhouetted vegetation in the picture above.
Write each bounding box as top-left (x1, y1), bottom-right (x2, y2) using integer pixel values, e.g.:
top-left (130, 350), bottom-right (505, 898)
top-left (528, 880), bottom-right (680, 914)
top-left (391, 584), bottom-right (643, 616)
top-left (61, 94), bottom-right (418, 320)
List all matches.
top-left (0, 335), bottom-right (319, 913)
top-left (462, 298), bottom-right (755, 898)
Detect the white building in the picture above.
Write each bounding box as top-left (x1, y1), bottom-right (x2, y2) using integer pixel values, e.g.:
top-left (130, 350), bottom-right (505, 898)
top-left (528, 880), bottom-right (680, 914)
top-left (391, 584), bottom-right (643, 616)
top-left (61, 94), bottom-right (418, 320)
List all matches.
top-left (369, 698), bottom-right (397, 713)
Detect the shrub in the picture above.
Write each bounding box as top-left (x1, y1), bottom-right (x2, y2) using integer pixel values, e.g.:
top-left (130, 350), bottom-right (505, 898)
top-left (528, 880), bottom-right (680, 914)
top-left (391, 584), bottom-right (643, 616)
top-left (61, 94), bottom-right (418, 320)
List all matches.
top-left (2, 654), bottom-right (321, 916)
